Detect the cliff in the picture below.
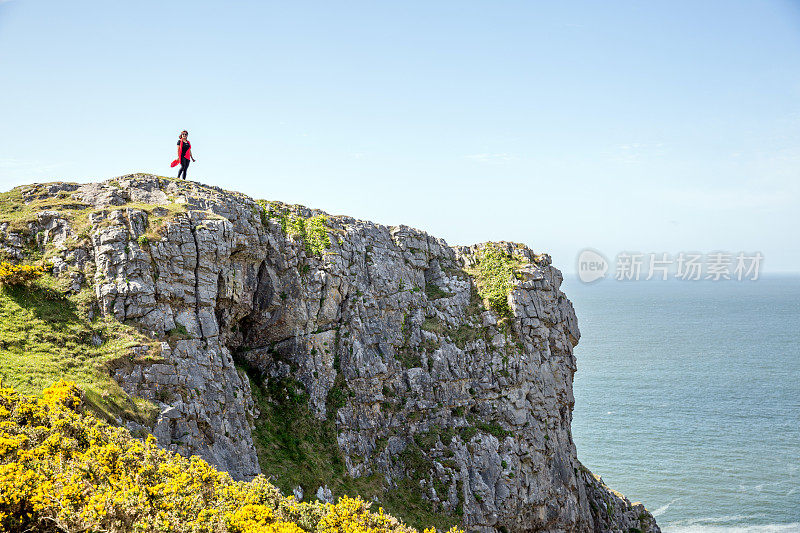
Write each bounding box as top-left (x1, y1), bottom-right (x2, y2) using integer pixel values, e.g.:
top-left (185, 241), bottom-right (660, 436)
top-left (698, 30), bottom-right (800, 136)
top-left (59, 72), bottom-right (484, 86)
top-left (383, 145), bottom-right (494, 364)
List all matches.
top-left (0, 174), bottom-right (660, 533)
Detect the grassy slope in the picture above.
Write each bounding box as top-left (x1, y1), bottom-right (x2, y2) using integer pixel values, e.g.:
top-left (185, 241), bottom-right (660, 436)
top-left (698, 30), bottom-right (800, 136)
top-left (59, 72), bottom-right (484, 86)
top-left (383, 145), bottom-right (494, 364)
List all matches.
top-left (0, 276), bottom-right (158, 423)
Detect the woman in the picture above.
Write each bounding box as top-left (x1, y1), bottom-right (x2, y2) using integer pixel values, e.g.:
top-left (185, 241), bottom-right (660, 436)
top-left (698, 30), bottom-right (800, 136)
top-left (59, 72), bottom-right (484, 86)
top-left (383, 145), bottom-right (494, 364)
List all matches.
top-left (176, 130), bottom-right (196, 180)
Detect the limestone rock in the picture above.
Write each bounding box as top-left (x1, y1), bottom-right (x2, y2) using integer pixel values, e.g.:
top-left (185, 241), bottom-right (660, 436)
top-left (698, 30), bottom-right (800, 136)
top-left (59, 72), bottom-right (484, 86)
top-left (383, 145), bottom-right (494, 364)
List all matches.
top-left (316, 485), bottom-right (334, 504)
top-left (0, 174), bottom-right (660, 533)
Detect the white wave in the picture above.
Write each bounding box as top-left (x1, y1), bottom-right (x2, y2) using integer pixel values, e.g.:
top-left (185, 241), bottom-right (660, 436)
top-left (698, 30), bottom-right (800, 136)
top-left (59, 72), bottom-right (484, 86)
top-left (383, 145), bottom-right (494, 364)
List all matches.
top-left (653, 498), bottom-right (679, 517)
top-left (663, 522), bottom-right (800, 533)
top-left (666, 516), bottom-right (759, 528)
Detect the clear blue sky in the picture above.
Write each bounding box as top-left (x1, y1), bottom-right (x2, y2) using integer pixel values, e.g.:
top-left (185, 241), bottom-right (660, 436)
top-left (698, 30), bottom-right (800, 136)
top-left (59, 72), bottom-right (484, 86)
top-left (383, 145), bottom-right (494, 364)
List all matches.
top-left (1, 1), bottom-right (799, 273)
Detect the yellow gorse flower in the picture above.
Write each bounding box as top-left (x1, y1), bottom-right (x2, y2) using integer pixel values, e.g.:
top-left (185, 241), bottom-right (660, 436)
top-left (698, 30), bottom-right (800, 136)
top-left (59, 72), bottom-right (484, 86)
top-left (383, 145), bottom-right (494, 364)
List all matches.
top-left (0, 262), bottom-right (46, 287)
top-left (0, 381), bottom-right (462, 533)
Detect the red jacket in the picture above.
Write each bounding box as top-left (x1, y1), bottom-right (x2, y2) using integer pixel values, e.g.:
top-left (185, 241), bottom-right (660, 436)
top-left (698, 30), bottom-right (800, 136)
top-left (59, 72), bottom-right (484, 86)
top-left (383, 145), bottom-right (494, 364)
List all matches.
top-left (179, 141), bottom-right (192, 160)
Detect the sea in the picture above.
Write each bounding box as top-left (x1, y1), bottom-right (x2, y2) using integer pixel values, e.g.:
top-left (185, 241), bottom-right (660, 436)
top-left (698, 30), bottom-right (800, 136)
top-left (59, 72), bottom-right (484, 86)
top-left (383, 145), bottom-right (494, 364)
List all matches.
top-left (562, 274), bottom-right (800, 533)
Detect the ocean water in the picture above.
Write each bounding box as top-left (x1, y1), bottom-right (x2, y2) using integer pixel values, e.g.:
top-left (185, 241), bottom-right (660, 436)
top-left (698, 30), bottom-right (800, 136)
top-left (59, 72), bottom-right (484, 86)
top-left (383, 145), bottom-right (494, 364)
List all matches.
top-left (562, 275), bottom-right (800, 533)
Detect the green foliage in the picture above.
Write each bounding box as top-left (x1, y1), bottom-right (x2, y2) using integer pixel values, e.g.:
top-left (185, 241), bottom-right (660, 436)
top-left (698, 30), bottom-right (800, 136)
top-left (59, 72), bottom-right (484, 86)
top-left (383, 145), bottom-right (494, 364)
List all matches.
top-left (283, 214), bottom-right (306, 239)
top-left (391, 433), bottom-right (460, 532)
top-left (412, 430), bottom-right (440, 452)
top-left (396, 313), bottom-right (422, 369)
top-left (255, 201), bottom-right (331, 257)
top-left (459, 426), bottom-right (478, 442)
top-left (167, 323), bottom-right (189, 339)
top-left (471, 418), bottom-right (511, 440)
top-left (304, 216), bottom-right (332, 256)
top-left (419, 337), bottom-right (440, 354)
top-left (327, 384), bottom-right (347, 410)
top-left (247, 373), bottom-right (348, 494)
top-left (424, 283), bottom-right (451, 300)
top-left (469, 245), bottom-right (526, 319)
top-left (255, 199), bottom-right (273, 226)
top-left (382, 478), bottom-right (460, 533)
top-left (401, 312), bottom-right (410, 340)
top-left (395, 347), bottom-right (422, 370)
top-left (420, 317), bottom-right (445, 335)
top-left (137, 235), bottom-right (150, 248)
top-left (449, 324), bottom-right (484, 350)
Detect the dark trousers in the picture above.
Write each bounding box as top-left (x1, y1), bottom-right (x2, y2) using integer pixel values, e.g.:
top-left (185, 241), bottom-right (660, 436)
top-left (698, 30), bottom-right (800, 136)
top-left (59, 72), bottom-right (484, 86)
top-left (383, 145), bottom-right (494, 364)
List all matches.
top-left (177, 158), bottom-right (190, 180)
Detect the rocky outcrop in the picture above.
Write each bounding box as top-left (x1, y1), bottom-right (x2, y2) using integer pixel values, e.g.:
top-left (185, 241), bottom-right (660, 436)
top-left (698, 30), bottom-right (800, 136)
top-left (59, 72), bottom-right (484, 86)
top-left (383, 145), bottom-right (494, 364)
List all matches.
top-left (0, 174), bottom-right (660, 533)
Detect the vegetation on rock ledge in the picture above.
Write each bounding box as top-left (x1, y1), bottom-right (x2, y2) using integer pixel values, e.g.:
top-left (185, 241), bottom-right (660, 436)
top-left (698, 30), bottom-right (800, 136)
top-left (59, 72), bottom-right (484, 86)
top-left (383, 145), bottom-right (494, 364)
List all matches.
top-left (256, 201), bottom-right (332, 257)
top-left (468, 245), bottom-right (526, 319)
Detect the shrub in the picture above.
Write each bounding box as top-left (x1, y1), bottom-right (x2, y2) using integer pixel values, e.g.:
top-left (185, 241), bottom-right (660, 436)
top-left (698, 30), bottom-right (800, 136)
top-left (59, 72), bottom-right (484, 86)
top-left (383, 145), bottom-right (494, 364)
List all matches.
top-left (0, 381), bottom-right (458, 533)
top-left (0, 262), bottom-right (46, 287)
top-left (304, 216), bottom-right (331, 257)
top-left (254, 202), bottom-right (331, 257)
top-left (137, 235), bottom-right (150, 248)
top-left (470, 245), bottom-right (520, 319)
top-left (281, 214), bottom-right (331, 257)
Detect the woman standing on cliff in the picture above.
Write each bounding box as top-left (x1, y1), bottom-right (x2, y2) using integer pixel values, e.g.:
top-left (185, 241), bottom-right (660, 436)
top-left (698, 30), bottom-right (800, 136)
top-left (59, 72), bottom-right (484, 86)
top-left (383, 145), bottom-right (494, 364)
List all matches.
top-left (175, 130), bottom-right (195, 180)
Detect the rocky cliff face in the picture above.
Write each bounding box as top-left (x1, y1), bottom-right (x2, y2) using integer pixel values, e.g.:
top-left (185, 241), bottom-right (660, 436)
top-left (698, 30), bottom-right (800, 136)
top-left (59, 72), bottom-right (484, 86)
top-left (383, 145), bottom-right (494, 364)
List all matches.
top-left (0, 174), bottom-right (660, 533)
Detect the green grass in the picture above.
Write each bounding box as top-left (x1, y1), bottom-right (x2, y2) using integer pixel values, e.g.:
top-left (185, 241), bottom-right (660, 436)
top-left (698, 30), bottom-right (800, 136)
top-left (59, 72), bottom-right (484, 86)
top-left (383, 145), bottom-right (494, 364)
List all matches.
top-left (449, 324), bottom-right (485, 349)
top-left (424, 282), bottom-right (452, 300)
top-left (0, 185), bottom-right (91, 236)
top-left (469, 417), bottom-right (511, 439)
top-left (421, 317), bottom-right (446, 335)
top-left (0, 275), bottom-right (158, 424)
top-left (394, 346), bottom-right (423, 369)
top-left (248, 373), bottom-right (347, 492)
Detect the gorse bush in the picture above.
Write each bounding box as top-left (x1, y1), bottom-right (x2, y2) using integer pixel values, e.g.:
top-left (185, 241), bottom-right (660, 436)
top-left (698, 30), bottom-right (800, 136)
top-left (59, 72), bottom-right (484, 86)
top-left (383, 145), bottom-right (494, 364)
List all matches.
top-left (0, 262), bottom-right (46, 287)
top-left (0, 380), bottom-right (459, 533)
